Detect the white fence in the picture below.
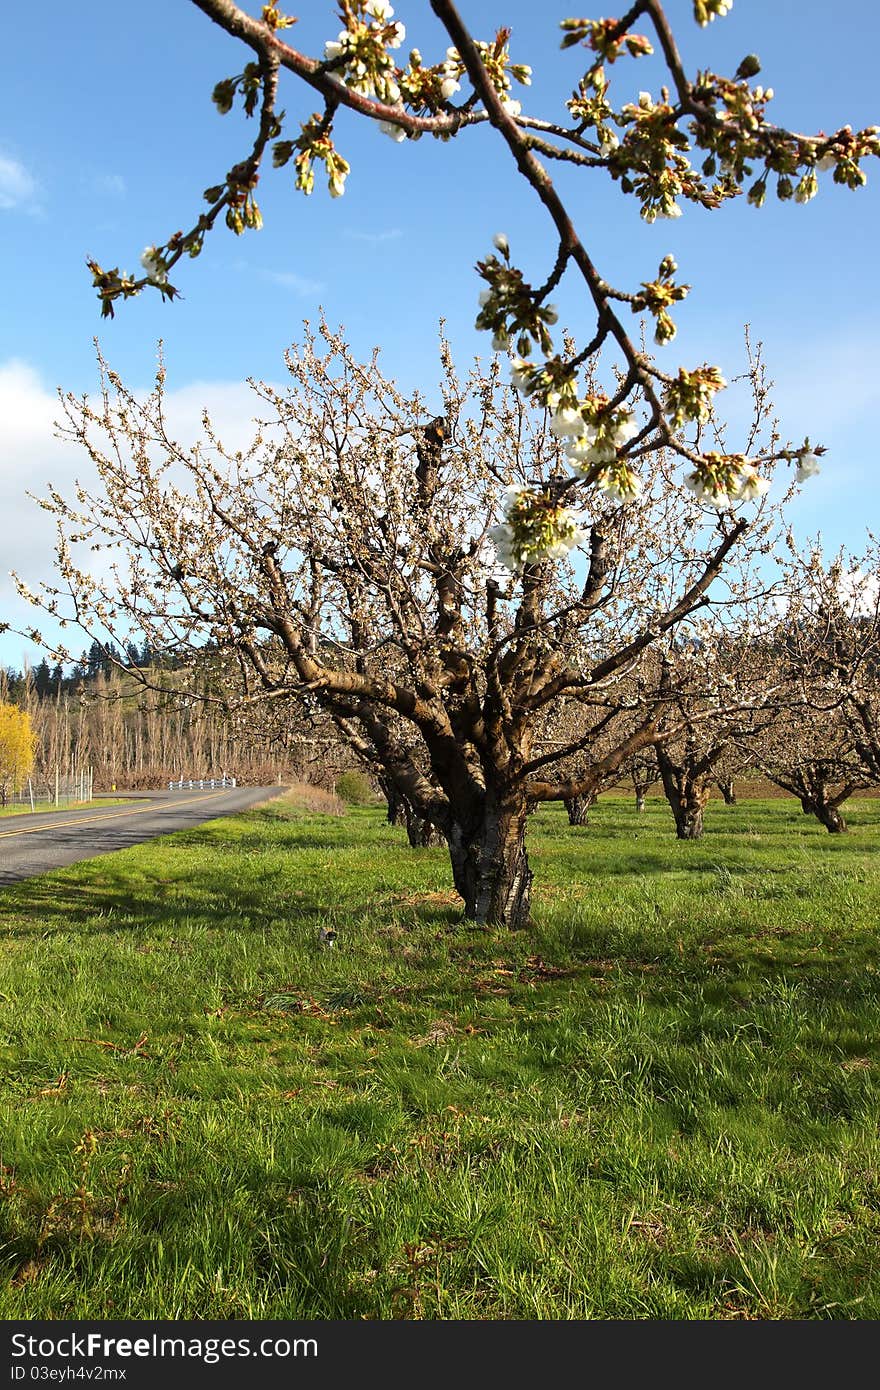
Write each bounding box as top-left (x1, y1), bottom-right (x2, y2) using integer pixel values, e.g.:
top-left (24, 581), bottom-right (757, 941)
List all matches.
top-left (168, 777), bottom-right (237, 790)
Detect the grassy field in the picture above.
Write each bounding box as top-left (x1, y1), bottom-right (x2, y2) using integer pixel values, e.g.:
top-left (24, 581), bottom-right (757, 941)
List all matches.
top-left (1, 791), bottom-right (879, 1320)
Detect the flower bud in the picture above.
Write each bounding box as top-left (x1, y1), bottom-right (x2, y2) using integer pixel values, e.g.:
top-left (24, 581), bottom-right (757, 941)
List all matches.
top-left (794, 171), bottom-right (818, 204)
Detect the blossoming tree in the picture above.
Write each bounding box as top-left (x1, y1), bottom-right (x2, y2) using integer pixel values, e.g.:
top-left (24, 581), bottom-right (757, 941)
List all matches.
top-left (86, 0), bottom-right (873, 513)
top-left (9, 1), bottom-right (879, 925)
top-left (749, 540), bottom-right (880, 833)
top-left (649, 632), bottom-right (775, 839)
top-left (20, 324), bottom-right (791, 927)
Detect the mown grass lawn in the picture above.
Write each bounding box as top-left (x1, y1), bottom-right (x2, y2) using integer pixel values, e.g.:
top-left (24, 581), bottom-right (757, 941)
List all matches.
top-left (1, 792), bottom-right (879, 1320)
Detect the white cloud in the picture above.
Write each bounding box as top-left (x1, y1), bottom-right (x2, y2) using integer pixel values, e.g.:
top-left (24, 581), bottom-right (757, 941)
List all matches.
top-left (345, 227), bottom-right (403, 245)
top-left (0, 154), bottom-right (39, 212)
top-left (0, 362), bottom-right (282, 669)
top-left (262, 269), bottom-right (325, 296)
top-left (230, 259), bottom-right (325, 296)
top-left (0, 361), bottom-right (81, 665)
top-left (837, 564), bottom-right (880, 616)
top-left (145, 377), bottom-right (283, 455)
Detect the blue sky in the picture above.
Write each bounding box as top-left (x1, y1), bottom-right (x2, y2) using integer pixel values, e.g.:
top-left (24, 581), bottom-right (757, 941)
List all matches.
top-left (2, 0), bottom-right (879, 669)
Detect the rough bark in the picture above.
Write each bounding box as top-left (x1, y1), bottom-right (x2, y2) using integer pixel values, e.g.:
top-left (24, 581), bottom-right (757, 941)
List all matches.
top-left (447, 798), bottom-right (533, 929)
top-left (671, 799), bottom-right (706, 839)
top-left (717, 778), bottom-right (737, 805)
top-left (799, 795), bottom-right (847, 833)
top-left (657, 747), bottom-right (711, 840)
top-left (404, 803), bottom-right (446, 847)
top-left (564, 790), bottom-right (596, 826)
top-left (378, 773), bottom-right (444, 844)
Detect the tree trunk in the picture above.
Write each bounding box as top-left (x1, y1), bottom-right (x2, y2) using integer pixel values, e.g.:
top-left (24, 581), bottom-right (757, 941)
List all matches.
top-left (404, 805), bottom-right (445, 847)
top-left (379, 775), bottom-right (406, 826)
top-left (631, 769), bottom-right (655, 812)
top-left (657, 751), bottom-right (710, 840)
top-left (717, 778), bottom-right (737, 805)
top-left (672, 801), bottom-right (705, 839)
top-left (379, 776), bottom-right (444, 845)
top-left (564, 790), bottom-right (596, 826)
top-left (447, 799), bottom-right (533, 929)
top-left (801, 797), bottom-right (847, 833)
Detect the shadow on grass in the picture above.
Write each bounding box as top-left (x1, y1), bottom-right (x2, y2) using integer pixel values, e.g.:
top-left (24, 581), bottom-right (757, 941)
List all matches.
top-left (3, 804), bottom-right (880, 1017)
top-left (0, 875), bottom-right (351, 939)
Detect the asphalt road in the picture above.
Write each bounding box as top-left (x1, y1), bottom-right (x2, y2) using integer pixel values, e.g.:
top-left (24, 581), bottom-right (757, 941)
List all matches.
top-left (0, 786), bottom-right (286, 887)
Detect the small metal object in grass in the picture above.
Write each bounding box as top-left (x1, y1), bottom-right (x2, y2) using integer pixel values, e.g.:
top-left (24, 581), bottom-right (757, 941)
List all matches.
top-left (318, 926), bottom-right (338, 949)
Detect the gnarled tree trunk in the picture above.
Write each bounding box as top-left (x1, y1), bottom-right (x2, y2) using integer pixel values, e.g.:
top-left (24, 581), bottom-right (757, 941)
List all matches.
top-left (447, 797), bottom-right (533, 929)
top-left (564, 790), bottom-right (596, 827)
top-left (766, 763), bottom-right (853, 834)
top-left (379, 774), bottom-right (444, 845)
top-left (379, 774), bottom-right (406, 827)
top-left (657, 748), bottom-right (711, 840)
top-left (799, 795), bottom-right (847, 833)
top-left (717, 778), bottom-right (737, 805)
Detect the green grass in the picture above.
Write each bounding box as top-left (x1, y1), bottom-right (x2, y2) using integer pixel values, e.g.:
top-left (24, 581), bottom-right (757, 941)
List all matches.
top-left (1, 792), bottom-right (880, 1320)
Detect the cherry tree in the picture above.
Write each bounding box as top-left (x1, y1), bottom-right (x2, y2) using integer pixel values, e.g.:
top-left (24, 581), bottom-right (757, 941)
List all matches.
top-left (621, 622), bottom-right (775, 839)
top-left (17, 323), bottom-right (794, 926)
top-left (751, 540), bottom-right (880, 833)
top-left (751, 704), bottom-right (867, 834)
top-left (629, 746), bottom-right (660, 811)
top-left (84, 0), bottom-right (875, 512)
top-left (9, 1), bottom-right (879, 925)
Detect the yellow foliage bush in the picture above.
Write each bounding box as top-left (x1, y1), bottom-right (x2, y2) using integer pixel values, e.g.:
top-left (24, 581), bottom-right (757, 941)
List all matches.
top-left (0, 703), bottom-right (36, 805)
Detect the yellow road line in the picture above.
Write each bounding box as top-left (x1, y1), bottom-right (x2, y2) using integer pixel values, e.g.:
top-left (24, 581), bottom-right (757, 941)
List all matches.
top-left (0, 791), bottom-right (230, 841)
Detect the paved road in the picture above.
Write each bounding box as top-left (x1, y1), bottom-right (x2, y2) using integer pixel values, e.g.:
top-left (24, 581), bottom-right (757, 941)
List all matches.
top-left (0, 786), bottom-right (286, 887)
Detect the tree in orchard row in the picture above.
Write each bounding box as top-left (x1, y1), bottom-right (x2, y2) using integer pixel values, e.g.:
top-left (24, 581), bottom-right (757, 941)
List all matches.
top-left (649, 622), bottom-right (783, 839)
top-left (20, 329), bottom-right (787, 927)
top-left (12, 1), bottom-right (879, 925)
top-left (629, 748), bottom-right (660, 812)
top-left (748, 540), bottom-right (880, 833)
top-left (523, 674), bottom-right (660, 828)
top-left (749, 700), bottom-right (867, 834)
